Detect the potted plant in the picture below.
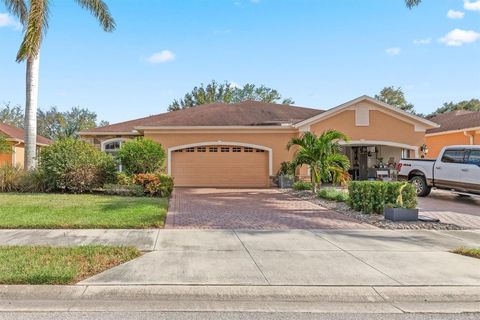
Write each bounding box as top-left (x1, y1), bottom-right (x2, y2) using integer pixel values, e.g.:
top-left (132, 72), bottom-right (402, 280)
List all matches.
top-left (277, 161), bottom-right (295, 188)
top-left (384, 183), bottom-right (419, 221)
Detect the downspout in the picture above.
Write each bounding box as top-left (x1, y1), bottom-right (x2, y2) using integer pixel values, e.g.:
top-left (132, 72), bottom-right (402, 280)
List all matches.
top-left (12, 142), bottom-right (22, 166)
top-left (463, 131), bottom-right (475, 145)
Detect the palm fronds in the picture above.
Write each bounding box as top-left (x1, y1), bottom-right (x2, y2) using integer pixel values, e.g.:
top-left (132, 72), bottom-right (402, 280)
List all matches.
top-left (74, 0), bottom-right (115, 32)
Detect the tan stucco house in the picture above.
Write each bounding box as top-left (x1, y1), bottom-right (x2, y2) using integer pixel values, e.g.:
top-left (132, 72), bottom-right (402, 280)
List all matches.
top-left (0, 123), bottom-right (52, 167)
top-left (79, 96), bottom-right (438, 187)
top-left (426, 110), bottom-right (480, 158)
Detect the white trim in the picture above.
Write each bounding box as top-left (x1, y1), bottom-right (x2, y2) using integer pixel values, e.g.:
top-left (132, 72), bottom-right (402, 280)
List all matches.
top-left (79, 131), bottom-right (140, 136)
top-left (294, 95), bottom-right (439, 129)
top-left (167, 141), bottom-right (273, 176)
top-left (135, 125), bottom-right (294, 131)
top-left (339, 140), bottom-right (419, 158)
top-left (464, 131), bottom-right (475, 145)
top-left (355, 104), bottom-right (370, 126)
top-left (426, 126), bottom-right (480, 137)
top-left (100, 138), bottom-right (129, 151)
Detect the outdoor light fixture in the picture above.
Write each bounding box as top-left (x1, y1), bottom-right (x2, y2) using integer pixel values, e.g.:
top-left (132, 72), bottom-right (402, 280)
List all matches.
top-left (420, 144), bottom-right (429, 155)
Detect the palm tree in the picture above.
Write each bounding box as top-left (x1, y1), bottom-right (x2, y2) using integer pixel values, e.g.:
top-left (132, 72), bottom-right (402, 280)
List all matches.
top-left (287, 130), bottom-right (351, 193)
top-left (405, 0), bottom-right (422, 8)
top-left (2, 0), bottom-right (115, 169)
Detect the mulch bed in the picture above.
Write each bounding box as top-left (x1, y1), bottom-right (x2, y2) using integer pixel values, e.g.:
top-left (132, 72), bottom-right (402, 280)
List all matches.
top-left (283, 189), bottom-right (464, 230)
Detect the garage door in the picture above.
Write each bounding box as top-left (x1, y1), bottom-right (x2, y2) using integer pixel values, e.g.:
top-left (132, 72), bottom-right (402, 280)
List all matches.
top-left (172, 145), bottom-right (269, 187)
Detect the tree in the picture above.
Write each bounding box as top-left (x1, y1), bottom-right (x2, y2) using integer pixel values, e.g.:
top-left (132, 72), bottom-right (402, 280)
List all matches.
top-left (2, 0), bottom-right (115, 169)
top-left (375, 86), bottom-right (416, 113)
top-left (117, 137), bottom-right (166, 175)
top-left (405, 0), bottom-right (422, 8)
top-left (429, 99), bottom-right (480, 117)
top-left (0, 136), bottom-right (12, 154)
top-left (168, 80), bottom-right (295, 111)
top-left (0, 102), bottom-right (24, 127)
top-left (287, 131), bottom-right (350, 193)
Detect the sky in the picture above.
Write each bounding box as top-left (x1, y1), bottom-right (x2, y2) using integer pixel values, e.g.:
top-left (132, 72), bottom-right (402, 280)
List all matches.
top-left (1, 0), bottom-right (480, 123)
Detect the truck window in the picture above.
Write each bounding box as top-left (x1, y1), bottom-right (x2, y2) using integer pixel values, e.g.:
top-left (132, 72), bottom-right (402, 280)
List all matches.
top-left (466, 150), bottom-right (480, 165)
top-left (441, 150), bottom-right (465, 164)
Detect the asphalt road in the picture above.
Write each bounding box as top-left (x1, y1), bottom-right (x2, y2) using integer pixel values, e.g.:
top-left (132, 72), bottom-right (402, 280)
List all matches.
top-left (0, 313), bottom-right (479, 320)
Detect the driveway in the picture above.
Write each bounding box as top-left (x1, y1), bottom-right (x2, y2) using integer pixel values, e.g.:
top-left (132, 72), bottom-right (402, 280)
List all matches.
top-left (165, 188), bottom-right (374, 229)
top-left (418, 190), bottom-right (480, 229)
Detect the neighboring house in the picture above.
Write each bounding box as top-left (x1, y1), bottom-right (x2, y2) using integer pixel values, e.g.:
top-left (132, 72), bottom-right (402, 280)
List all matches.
top-left (79, 96), bottom-right (438, 188)
top-left (0, 123), bottom-right (52, 167)
top-left (426, 110), bottom-right (480, 158)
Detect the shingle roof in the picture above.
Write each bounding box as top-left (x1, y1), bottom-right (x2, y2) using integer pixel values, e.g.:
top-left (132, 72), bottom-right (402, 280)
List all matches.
top-left (81, 101), bottom-right (325, 133)
top-left (0, 123), bottom-right (53, 145)
top-left (427, 110), bottom-right (480, 134)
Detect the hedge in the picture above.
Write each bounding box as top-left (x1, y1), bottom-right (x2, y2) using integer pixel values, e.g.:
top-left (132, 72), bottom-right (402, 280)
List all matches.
top-left (348, 181), bottom-right (417, 214)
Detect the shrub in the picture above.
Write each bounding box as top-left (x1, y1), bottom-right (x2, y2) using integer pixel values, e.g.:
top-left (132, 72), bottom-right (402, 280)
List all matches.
top-left (39, 138), bottom-right (116, 192)
top-left (133, 172), bottom-right (174, 197)
top-left (103, 184), bottom-right (144, 197)
top-left (317, 188), bottom-right (349, 202)
top-left (115, 172), bottom-right (133, 186)
top-left (117, 138), bottom-right (166, 175)
top-left (18, 168), bottom-right (47, 193)
top-left (293, 180), bottom-right (312, 191)
top-left (0, 165), bottom-right (23, 192)
top-left (278, 161), bottom-right (296, 177)
top-left (348, 181), bottom-right (417, 214)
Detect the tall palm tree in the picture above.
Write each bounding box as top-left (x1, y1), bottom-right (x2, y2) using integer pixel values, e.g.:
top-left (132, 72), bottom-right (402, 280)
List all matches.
top-left (2, 0), bottom-right (115, 169)
top-left (287, 130), bottom-right (350, 193)
top-left (405, 0), bottom-right (422, 8)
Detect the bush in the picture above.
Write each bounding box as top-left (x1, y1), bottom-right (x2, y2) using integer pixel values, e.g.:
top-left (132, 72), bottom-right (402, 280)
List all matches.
top-left (0, 165), bottom-right (23, 192)
top-left (19, 168), bottom-right (47, 193)
top-left (115, 172), bottom-right (133, 186)
top-left (278, 161), bottom-right (296, 177)
top-left (348, 181), bottom-right (417, 214)
top-left (39, 138), bottom-right (116, 193)
top-left (317, 188), bottom-right (349, 202)
top-left (133, 172), bottom-right (174, 197)
top-left (103, 184), bottom-right (144, 197)
top-left (293, 180), bottom-right (312, 191)
top-left (117, 138), bottom-right (166, 175)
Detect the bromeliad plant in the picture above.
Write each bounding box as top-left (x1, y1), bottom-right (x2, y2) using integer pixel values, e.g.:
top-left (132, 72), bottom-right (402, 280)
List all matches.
top-left (287, 130), bottom-right (350, 193)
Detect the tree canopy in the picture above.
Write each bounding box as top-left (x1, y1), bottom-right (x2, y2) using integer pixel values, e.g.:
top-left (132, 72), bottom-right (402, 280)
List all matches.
top-left (168, 80), bottom-right (295, 111)
top-left (0, 103), bottom-right (108, 140)
top-left (429, 99), bottom-right (480, 117)
top-left (375, 86), bottom-right (416, 114)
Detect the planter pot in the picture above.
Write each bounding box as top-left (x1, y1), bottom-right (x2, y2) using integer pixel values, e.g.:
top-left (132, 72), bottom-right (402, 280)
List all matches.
top-left (384, 208), bottom-right (419, 222)
top-left (278, 176), bottom-right (294, 188)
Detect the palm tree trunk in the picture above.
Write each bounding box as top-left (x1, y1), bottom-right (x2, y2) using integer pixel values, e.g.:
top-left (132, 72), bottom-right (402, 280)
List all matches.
top-left (24, 53), bottom-right (40, 170)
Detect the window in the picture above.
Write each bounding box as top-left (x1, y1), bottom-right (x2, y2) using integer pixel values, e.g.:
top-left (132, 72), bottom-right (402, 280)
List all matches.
top-left (102, 139), bottom-right (126, 171)
top-left (174, 149), bottom-right (183, 153)
top-left (244, 147), bottom-right (253, 152)
top-left (209, 147), bottom-right (218, 152)
top-left (186, 147), bottom-right (195, 153)
top-left (466, 150), bottom-right (480, 165)
top-left (401, 149), bottom-right (410, 159)
top-left (232, 147), bottom-right (241, 152)
top-left (256, 149), bottom-right (265, 153)
top-left (441, 150), bottom-right (465, 164)
top-left (197, 147), bottom-right (206, 152)
top-left (221, 147), bottom-right (230, 152)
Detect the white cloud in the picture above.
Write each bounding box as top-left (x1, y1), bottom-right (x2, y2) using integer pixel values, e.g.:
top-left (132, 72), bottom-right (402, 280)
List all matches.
top-left (146, 50), bottom-right (175, 64)
top-left (447, 10), bottom-right (465, 19)
top-left (464, 0), bottom-right (480, 11)
top-left (439, 29), bottom-right (480, 46)
top-left (413, 38), bottom-right (432, 45)
top-left (385, 47), bottom-right (401, 56)
top-left (0, 13), bottom-right (21, 30)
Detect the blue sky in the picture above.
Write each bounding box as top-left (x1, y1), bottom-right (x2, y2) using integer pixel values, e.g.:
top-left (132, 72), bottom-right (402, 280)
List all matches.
top-left (1, 0), bottom-right (480, 123)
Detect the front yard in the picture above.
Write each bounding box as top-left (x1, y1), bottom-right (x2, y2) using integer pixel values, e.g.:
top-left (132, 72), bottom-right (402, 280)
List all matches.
top-left (0, 193), bottom-right (168, 229)
top-left (0, 245), bottom-right (140, 284)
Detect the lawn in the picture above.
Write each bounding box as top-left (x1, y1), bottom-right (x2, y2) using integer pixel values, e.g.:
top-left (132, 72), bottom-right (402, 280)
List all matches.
top-left (452, 248), bottom-right (480, 259)
top-left (0, 245), bottom-right (140, 284)
top-left (0, 193), bottom-right (168, 228)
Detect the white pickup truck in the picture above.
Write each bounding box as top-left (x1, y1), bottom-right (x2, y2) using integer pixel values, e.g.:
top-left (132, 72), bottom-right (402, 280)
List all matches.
top-left (397, 145), bottom-right (480, 197)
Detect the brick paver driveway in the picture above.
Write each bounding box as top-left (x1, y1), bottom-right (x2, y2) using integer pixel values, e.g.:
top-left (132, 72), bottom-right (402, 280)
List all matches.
top-left (419, 190), bottom-right (480, 229)
top-left (166, 188), bottom-right (374, 229)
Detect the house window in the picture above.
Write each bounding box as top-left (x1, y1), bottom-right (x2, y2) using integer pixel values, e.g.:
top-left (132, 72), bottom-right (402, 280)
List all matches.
top-left (221, 147), bottom-right (230, 152)
top-left (197, 147), bottom-right (206, 152)
top-left (174, 149), bottom-right (183, 153)
top-left (102, 139), bottom-right (126, 171)
top-left (232, 147), bottom-right (241, 152)
top-left (256, 149), bottom-right (265, 153)
top-left (209, 147), bottom-right (218, 152)
top-left (186, 147), bottom-right (195, 152)
top-left (244, 147), bottom-right (253, 152)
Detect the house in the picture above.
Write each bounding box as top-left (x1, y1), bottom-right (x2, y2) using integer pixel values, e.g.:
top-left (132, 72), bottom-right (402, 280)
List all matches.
top-left (79, 95), bottom-right (438, 187)
top-left (426, 110), bottom-right (480, 158)
top-left (0, 123), bottom-right (52, 167)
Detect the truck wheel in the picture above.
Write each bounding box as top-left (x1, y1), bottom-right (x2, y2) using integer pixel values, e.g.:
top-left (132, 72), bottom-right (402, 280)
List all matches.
top-left (410, 176), bottom-right (431, 197)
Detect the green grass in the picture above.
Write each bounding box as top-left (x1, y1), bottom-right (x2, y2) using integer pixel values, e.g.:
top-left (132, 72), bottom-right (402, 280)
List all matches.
top-left (317, 187), bottom-right (349, 202)
top-left (0, 245), bottom-right (140, 284)
top-left (452, 248), bottom-right (480, 259)
top-left (0, 193), bottom-right (168, 229)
